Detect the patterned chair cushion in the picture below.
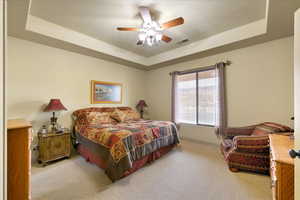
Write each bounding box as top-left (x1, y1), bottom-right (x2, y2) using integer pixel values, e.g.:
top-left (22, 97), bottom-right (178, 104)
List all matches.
top-left (233, 135), bottom-right (269, 153)
top-left (252, 122), bottom-right (293, 136)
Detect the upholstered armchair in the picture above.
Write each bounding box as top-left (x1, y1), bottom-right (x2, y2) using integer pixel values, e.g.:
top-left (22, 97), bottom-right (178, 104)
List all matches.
top-left (220, 123), bottom-right (293, 174)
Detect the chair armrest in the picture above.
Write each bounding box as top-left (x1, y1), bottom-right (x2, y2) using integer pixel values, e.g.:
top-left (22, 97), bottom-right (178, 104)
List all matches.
top-left (223, 125), bottom-right (258, 139)
top-left (272, 132), bottom-right (293, 136)
top-left (233, 135), bottom-right (269, 153)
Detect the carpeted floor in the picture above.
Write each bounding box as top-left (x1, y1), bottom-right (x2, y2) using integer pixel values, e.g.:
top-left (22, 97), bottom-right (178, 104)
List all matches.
top-left (31, 140), bottom-right (272, 200)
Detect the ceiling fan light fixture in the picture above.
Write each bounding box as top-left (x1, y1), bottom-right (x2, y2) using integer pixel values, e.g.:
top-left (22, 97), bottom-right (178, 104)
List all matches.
top-left (138, 21), bottom-right (163, 46)
top-left (147, 37), bottom-right (153, 46)
top-left (147, 29), bottom-right (156, 36)
top-left (138, 32), bottom-right (146, 41)
top-left (117, 7), bottom-right (183, 46)
top-left (155, 33), bottom-right (162, 41)
top-left (151, 21), bottom-right (161, 30)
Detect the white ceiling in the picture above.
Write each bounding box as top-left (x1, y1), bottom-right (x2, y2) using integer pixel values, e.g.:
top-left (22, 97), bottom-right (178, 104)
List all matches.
top-left (30, 0), bottom-right (266, 57)
top-left (7, 0), bottom-right (300, 70)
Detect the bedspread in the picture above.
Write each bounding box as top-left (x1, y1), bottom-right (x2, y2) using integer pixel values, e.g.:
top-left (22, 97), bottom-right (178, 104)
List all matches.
top-left (75, 119), bottom-right (180, 180)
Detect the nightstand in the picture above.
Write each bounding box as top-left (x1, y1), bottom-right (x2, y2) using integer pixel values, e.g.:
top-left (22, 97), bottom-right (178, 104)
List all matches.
top-left (38, 129), bottom-right (71, 166)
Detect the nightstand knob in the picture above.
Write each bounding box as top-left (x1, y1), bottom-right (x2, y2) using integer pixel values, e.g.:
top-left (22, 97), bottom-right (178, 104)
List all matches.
top-left (289, 149), bottom-right (300, 159)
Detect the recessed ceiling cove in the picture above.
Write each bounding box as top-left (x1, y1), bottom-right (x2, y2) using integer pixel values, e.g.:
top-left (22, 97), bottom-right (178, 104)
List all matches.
top-left (8, 0), bottom-right (300, 69)
top-left (30, 0), bottom-right (266, 57)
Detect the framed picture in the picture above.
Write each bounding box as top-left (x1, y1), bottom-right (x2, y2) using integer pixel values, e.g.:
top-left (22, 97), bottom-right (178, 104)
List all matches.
top-left (91, 80), bottom-right (122, 104)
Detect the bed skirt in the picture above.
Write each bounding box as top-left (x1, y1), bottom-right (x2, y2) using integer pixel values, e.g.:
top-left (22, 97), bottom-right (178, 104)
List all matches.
top-left (77, 143), bottom-right (175, 181)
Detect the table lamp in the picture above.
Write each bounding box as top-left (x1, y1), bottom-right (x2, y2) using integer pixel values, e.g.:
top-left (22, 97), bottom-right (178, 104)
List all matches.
top-left (136, 100), bottom-right (148, 119)
top-left (44, 99), bottom-right (67, 132)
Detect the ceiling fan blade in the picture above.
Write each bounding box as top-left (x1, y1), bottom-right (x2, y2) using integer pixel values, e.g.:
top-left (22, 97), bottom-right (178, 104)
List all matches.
top-left (136, 40), bottom-right (143, 45)
top-left (117, 27), bottom-right (139, 31)
top-left (162, 35), bottom-right (172, 43)
top-left (139, 7), bottom-right (152, 23)
top-left (161, 17), bottom-right (184, 29)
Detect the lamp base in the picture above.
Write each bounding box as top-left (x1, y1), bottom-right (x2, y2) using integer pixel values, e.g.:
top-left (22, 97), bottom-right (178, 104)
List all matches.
top-left (140, 110), bottom-right (144, 119)
top-left (51, 123), bottom-right (63, 133)
top-left (50, 112), bottom-right (61, 133)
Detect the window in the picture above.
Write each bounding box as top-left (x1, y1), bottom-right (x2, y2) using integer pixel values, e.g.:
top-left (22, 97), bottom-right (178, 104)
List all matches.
top-left (176, 69), bottom-right (217, 126)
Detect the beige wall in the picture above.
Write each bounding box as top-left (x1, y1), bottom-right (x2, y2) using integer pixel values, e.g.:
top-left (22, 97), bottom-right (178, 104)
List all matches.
top-left (7, 37), bottom-right (146, 148)
top-left (8, 36), bottom-right (294, 147)
top-left (294, 9), bottom-right (300, 200)
top-left (146, 37), bottom-right (294, 144)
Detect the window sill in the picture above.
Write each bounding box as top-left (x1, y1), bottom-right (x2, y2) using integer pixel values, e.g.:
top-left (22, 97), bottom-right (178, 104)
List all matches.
top-left (178, 122), bottom-right (215, 128)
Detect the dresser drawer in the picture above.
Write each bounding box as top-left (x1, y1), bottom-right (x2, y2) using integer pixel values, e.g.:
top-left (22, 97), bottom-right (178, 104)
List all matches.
top-left (269, 135), bottom-right (294, 200)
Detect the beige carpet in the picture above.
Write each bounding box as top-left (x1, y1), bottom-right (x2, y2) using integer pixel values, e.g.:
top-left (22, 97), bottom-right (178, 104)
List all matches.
top-left (31, 140), bottom-right (272, 200)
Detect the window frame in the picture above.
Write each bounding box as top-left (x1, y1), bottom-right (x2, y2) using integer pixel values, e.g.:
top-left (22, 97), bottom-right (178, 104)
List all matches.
top-left (176, 67), bottom-right (217, 127)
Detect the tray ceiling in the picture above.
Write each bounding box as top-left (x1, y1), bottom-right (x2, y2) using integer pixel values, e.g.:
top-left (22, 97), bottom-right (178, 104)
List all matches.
top-left (30, 0), bottom-right (266, 57)
top-left (8, 0), bottom-right (300, 70)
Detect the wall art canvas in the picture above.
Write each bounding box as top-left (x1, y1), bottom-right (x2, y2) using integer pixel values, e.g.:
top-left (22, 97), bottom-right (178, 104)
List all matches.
top-left (91, 80), bottom-right (122, 104)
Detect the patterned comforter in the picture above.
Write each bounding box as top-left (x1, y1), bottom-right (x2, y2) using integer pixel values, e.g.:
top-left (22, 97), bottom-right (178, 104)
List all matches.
top-left (75, 119), bottom-right (180, 180)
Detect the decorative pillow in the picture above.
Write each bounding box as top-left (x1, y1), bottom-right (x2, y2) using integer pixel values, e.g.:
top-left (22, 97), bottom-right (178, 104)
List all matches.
top-left (73, 107), bottom-right (115, 118)
top-left (125, 109), bottom-right (141, 121)
top-left (111, 108), bottom-right (140, 122)
top-left (86, 112), bottom-right (115, 125)
top-left (252, 122), bottom-right (292, 136)
top-left (111, 109), bottom-right (127, 122)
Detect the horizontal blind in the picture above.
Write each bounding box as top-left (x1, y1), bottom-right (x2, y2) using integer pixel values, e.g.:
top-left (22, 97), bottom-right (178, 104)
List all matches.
top-left (176, 69), bottom-right (217, 126)
top-left (197, 69), bottom-right (217, 125)
top-left (176, 73), bottom-right (196, 124)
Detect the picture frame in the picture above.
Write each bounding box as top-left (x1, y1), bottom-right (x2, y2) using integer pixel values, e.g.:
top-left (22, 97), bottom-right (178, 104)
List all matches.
top-left (90, 80), bottom-right (122, 104)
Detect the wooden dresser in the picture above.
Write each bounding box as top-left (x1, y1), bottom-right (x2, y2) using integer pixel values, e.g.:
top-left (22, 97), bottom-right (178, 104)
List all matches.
top-left (7, 119), bottom-right (32, 200)
top-left (269, 134), bottom-right (294, 200)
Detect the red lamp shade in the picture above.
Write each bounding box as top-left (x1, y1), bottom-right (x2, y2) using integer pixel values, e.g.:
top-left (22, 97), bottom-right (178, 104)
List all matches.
top-left (43, 99), bottom-right (67, 112)
top-left (136, 100), bottom-right (148, 110)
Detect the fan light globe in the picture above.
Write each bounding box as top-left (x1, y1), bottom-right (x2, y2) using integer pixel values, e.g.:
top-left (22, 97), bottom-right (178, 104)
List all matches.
top-left (138, 21), bottom-right (163, 46)
top-left (156, 33), bottom-right (162, 41)
top-left (147, 37), bottom-right (153, 46)
top-left (138, 32), bottom-right (146, 41)
top-left (117, 7), bottom-right (184, 46)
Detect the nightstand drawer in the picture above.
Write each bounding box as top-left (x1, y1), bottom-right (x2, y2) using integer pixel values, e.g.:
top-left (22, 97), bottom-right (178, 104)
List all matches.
top-left (48, 135), bottom-right (69, 158)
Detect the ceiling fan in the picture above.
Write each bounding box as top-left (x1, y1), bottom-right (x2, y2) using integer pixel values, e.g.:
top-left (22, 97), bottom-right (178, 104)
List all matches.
top-left (117, 7), bottom-right (184, 46)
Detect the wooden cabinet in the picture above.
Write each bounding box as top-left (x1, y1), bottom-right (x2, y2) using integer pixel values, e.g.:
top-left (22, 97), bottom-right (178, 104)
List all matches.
top-left (269, 135), bottom-right (294, 200)
top-left (38, 130), bottom-right (71, 166)
top-left (7, 119), bottom-right (32, 200)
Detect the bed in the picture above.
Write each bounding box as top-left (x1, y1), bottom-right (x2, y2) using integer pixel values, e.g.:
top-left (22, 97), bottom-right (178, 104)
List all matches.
top-left (72, 107), bottom-right (180, 181)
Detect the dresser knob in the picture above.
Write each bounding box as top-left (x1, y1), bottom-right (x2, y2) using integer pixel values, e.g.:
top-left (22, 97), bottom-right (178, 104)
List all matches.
top-left (289, 149), bottom-right (300, 159)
